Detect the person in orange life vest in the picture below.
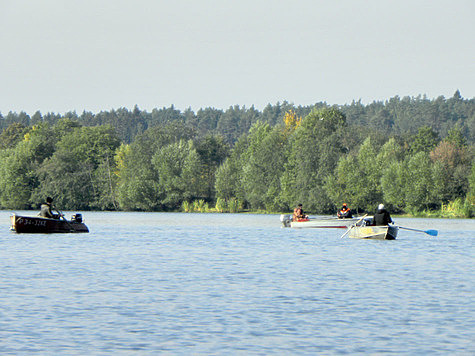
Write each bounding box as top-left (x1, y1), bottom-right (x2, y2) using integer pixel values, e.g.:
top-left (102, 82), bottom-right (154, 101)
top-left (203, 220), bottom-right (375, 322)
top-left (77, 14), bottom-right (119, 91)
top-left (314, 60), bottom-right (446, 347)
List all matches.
top-left (293, 203), bottom-right (308, 221)
top-left (337, 203), bottom-right (353, 219)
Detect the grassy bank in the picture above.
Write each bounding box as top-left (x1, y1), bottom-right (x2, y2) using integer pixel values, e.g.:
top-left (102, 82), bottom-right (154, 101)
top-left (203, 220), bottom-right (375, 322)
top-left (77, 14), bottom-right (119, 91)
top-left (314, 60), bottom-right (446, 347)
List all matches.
top-left (180, 197), bottom-right (474, 219)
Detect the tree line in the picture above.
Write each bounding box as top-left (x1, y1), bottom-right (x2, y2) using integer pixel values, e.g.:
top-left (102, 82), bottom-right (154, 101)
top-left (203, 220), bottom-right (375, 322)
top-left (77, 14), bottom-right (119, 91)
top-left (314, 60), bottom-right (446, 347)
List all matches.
top-left (2, 91), bottom-right (474, 145)
top-left (0, 93), bottom-right (474, 217)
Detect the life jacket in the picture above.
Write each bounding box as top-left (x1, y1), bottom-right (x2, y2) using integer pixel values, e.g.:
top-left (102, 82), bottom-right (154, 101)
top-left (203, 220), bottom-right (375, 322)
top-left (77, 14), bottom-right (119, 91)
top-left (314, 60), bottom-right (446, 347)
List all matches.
top-left (338, 206), bottom-right (352, 218)
top-left (293, 207), bottom-right (305, 221)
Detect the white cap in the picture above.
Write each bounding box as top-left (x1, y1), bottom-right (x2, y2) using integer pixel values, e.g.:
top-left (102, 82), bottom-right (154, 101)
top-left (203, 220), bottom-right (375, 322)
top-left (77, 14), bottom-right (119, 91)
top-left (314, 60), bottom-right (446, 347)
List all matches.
top-left (378, 204), bottom-right (384, 210)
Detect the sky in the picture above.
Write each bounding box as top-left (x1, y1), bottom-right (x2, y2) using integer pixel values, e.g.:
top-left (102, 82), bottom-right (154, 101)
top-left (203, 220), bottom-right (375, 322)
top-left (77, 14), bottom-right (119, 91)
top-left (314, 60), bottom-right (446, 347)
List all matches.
top-left (1, 0), bottom-right (474, 115)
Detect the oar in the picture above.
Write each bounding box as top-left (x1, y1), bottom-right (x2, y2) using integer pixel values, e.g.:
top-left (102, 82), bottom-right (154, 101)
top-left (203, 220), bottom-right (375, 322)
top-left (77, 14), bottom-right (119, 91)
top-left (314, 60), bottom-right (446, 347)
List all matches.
top-left (53, 205), bottom-right (75, 232)
top-left (398, 226), bottom-right (438, 236)
top-left (340, 214), bottom-right (368, 238)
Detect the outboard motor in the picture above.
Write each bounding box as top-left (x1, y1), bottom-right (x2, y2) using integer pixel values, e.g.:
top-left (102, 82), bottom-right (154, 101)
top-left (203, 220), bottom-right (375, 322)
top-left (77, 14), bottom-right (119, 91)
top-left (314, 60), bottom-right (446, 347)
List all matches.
top-left (71, 214), bottom-right (83, 223)
top-left (362, 217), bottom-right (373, 226)
top-left (280, 214), bottom-right (292, 228)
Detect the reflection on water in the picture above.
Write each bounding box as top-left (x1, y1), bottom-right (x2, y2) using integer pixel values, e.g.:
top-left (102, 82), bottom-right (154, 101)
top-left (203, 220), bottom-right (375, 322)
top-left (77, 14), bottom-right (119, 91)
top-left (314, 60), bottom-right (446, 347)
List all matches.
top-left (0, 211), bottom-right (474, 354)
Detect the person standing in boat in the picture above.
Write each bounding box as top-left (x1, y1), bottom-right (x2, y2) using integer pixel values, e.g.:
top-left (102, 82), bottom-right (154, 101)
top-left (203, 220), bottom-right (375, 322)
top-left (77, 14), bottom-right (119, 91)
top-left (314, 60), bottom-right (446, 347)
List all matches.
top-left (293, 203), bottom-right (308, 221)
top-left (39, 197), bottom-right (60, 219)
top-left (337, 203), bottom-right (353, 219)
top-left (373, 203), bottom-right (393, 225)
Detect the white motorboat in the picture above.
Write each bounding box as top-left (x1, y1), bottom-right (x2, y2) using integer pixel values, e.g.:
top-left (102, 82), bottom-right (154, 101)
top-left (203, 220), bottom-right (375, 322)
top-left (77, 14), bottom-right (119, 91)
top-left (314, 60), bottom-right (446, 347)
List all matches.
top-left (280, 214), bottom-right (360, 228)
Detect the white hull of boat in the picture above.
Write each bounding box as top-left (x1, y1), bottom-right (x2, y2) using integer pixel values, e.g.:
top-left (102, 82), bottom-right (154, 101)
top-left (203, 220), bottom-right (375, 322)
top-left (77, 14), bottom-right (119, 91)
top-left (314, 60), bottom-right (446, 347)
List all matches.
top-left (280, 214), bottom-right (360, 228)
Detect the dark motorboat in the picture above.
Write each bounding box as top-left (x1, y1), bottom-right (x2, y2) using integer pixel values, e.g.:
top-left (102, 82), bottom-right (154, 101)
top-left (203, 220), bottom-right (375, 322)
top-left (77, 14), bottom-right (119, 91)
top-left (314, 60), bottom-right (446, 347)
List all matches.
top-left (10, 213), bottom-right (89, 233)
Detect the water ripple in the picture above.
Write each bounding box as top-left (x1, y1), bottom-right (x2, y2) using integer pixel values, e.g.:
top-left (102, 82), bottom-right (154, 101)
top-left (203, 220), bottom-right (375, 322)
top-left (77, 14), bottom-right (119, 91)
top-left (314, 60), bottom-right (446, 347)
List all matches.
top-left (0, 212), bottom-right (473, 354)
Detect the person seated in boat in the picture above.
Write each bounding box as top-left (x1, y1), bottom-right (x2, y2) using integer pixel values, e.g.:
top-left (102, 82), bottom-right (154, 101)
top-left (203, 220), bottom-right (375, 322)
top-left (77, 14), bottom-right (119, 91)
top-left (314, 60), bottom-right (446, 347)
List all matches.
top-left (373, 203), bottom-right (393, 225)
top-left (39, 197), bottom-right (60, 219)
top-left (293, 203), bottom-right (308, 221)
top-left (337, 203), bottom-right (353, 219)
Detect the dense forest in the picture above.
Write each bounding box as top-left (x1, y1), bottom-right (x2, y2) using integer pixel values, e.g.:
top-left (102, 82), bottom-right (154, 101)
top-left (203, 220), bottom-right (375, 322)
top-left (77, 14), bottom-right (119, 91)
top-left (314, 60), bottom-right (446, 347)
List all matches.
top-left (0, 91), bottom-right (474, 217)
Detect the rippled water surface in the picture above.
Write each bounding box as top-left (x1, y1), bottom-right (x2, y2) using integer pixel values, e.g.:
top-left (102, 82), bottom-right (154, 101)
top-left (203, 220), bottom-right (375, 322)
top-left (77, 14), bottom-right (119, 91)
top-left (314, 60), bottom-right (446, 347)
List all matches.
top-left (1, 211), bottom-right (474, 355)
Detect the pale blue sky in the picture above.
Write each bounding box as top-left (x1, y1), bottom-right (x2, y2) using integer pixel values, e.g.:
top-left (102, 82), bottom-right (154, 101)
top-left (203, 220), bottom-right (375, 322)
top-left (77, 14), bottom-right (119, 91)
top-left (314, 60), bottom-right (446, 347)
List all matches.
top-left (1, 0), bottom-right (474, 115)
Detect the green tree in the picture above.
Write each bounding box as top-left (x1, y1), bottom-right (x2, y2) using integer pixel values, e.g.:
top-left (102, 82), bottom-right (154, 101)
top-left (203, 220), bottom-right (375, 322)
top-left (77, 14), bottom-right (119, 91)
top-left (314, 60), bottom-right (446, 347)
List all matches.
top-left (34, 125), bottom-right (120, 210)
top-left (326, 137), bottom-right (400, 213)
top-left (194, 135), bottom-right (229, 201)
top-left (0, 123), bottom-right (57, 209)
top-left (411, 126), bottom-right (440, 154)
top-left (216, 105), bottom-right (260, 143)
top-left (195, 107), bottom-right (223, 134)
top-left (115, 123), bottom-right (195, 210)
top-left (30, 111), bottom-right (43, 125)
top-left (445, 126), bottom-right (467, 148)
top-left (373, 138), bottom-right (406, 211)
top-left (215, 134), bottom-right (250, 204)
top-left (152, 140), bottom-right (205, 209)
top-left (23, 123), bottom-right (58, 164)
top-left (115, 142), bottom-right (161, 211)
top-left (325, 153), bottom-right (360, 212)
top-left (404, 152), bottom-right (438, 211)
top-left (468, 161), bottom-right (475, 216)
top-left (53, 118), bottom-right (82, 137)
top-left (430, 140), bottom-right (471, 203)
top-left (470, 161), bottom-right (475, 197)
top-left (0, 144), bottom-right (37, 209)
top-left (241, 124), bottom-right (288, 211)
top-left (215, 160), bottom-right (238, 202)
top-left (0, 123), bottom-right (28, 149)
top-left (280, 108), bottom-right (348, 213)
top-left (381, 160), bottom-right (409, 212)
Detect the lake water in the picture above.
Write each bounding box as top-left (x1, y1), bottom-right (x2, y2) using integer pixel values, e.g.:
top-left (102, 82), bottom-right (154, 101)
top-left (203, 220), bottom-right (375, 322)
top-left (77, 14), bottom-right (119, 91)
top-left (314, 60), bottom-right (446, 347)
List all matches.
top-left (0, 211), bottom-right (474, 355)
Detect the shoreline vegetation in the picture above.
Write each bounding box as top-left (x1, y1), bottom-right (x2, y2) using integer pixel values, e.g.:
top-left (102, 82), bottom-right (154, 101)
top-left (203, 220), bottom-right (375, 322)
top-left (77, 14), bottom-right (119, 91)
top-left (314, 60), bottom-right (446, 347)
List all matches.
top-left (180, 198), bottom-right (473, 219)
top-left (8, 208), bottom-right (473, 220)
top-left (0, 94), bottom-right (474, 218)
top-left (7, 196), bottom-right (473, 219)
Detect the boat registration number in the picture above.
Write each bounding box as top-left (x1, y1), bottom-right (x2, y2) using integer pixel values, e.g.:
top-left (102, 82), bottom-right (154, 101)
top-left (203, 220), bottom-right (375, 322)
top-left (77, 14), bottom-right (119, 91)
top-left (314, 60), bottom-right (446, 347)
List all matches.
top-left (17, 218), bottom-right (47, 227)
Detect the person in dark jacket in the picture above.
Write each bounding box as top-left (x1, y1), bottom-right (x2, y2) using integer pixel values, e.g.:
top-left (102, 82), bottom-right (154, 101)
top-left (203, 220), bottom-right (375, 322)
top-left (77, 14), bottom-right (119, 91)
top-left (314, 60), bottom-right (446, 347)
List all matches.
top-left (39, 197), bottom-right (60, 219)
top-left (373, 204), bottom-right (393, 225)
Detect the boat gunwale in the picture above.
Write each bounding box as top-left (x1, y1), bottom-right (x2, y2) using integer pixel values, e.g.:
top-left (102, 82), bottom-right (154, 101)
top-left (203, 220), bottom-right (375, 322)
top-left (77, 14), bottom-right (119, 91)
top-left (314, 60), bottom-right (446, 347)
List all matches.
top-left (348, 225), bottom-right (398, 240)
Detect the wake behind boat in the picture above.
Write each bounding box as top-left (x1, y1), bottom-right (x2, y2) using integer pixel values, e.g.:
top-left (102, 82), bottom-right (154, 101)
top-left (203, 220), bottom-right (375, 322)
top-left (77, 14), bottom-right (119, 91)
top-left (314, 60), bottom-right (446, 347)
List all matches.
top-left (10, 213), bottom-right (89, 233)
top-left (280, 214), bottom-right (360, 228)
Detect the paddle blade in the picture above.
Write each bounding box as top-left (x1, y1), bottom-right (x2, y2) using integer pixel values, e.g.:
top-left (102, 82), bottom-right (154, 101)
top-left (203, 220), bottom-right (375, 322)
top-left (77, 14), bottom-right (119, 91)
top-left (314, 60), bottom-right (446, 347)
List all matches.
top-left (340, 227), bottom-right (352, 238)
top-left (426, 229), bottom-right (438, 236)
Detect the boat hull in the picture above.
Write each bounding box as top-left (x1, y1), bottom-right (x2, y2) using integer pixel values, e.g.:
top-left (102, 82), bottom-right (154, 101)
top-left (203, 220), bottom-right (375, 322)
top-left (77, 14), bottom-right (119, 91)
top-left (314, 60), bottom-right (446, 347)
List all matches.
top-left (10, 214), bottom-right (89, 233)
top-left (281, 214), bottom-right (360, 228)
top-left (348, 225), bottom-right (398, 240)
